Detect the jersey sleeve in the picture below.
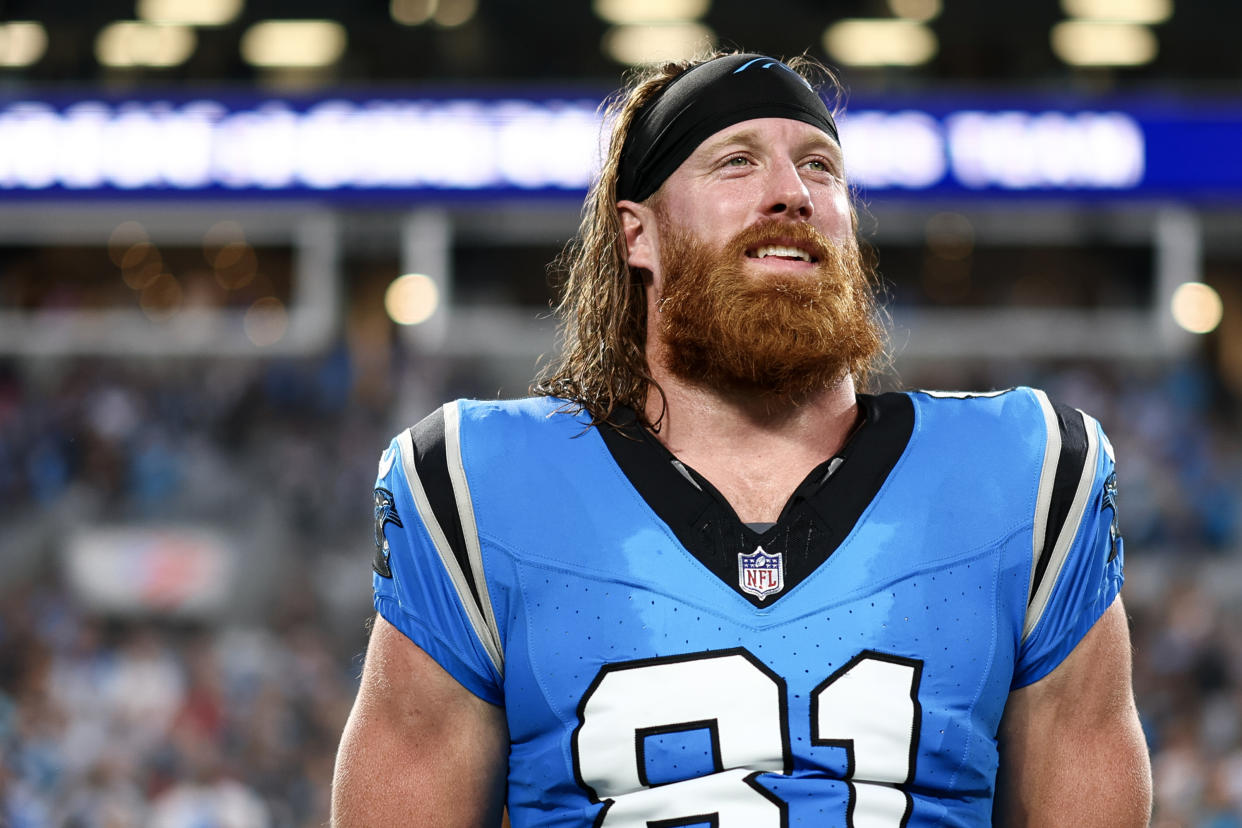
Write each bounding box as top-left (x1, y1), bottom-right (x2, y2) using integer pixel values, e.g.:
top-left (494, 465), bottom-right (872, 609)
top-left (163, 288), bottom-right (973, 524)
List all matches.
top-left (1013, 395), bottom-right (1124, 689)
top-left (371, 405), bottom-right (504, 705)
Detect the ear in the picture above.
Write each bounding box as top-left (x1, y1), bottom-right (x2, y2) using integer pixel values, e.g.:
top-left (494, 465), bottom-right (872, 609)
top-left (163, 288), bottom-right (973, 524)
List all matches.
top-left (618, 199), bottom-right (657, 272)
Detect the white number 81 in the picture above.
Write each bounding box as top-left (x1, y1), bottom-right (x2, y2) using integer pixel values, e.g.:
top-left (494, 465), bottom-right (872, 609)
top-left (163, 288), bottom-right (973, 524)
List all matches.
top-left (572, 648), bottom-right (922, 828)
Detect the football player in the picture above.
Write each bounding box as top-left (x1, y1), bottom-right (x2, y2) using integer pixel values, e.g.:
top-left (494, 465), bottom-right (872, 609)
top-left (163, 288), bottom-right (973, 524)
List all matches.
top-left (332, 52), bottom-right (1151, 827)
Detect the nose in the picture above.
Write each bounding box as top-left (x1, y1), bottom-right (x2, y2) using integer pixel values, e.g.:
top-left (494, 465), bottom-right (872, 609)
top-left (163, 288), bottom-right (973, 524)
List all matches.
top-left (764, 160), bottom-right (814, 220)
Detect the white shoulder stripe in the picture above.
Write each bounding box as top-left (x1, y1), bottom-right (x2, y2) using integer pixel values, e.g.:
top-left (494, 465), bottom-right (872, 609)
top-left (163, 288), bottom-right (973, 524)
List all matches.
top-left (1099, 427), bottom-right (1115, 463)
top-left (918, 388), bottom-right (1011, 398)
top-left (1029, 389), bottom-right (1061, 614)
top-left (1023, 409), bottom-right (1100, 642)
top-left (443, 401), bottom-right (505, 675)
top-left (396, 419), bottom-right (505, 677)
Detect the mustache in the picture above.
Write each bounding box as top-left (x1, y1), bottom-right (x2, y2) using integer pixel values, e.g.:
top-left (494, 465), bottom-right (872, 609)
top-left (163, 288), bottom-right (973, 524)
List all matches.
top-left (726, 219), bottom-right (836, 263)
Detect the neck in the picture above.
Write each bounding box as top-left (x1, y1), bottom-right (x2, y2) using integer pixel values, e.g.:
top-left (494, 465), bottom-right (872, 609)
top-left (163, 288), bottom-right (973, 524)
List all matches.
top-left (640, 364), bottom-right (862, 523)
top-left (645, 371), bottom-right (860, 455)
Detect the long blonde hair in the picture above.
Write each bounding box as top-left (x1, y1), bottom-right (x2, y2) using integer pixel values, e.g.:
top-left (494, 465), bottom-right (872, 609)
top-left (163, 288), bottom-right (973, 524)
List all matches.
top-left (532, 52), bottom-right (852, 427)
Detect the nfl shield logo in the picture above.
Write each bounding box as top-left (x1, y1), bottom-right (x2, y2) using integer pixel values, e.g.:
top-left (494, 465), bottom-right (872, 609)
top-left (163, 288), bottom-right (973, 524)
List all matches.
top-left (738, 546), bottom-right (784, 601)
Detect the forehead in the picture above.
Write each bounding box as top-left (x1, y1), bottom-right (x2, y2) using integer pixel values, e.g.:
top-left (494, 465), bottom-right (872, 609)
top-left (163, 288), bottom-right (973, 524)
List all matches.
top-left (690, 117), bottom-right (842, 160)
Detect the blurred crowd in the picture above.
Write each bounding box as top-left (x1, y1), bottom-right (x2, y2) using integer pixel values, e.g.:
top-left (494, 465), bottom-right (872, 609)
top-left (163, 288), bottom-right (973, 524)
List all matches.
top-left (3, 352), bottom-right (1238, 556)
top-left (1135, 572), bottom-right (1242, 828)
top-left (0, 349), bottom-right (389, 542)
top-left (0, 349), bottom-right (1240, 826)
top-left (0, 583), bottom-right (355, 827)
top-left (0, 351), bottom-right (389, 827)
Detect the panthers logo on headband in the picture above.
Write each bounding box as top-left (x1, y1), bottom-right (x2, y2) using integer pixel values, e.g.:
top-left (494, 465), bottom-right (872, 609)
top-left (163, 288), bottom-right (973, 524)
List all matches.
top-left (731, 56), bottom-right (814, 89)
top-left (373, 487), bottom-right (403, 578)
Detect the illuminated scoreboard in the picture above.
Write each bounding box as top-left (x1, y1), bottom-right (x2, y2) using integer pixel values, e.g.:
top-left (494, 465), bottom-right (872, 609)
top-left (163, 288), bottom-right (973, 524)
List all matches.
top-left (0, 91), bottom-right (1239, 203)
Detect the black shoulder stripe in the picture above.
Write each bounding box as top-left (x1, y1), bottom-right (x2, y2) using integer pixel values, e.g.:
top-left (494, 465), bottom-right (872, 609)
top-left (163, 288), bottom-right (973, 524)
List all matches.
top-left (1029, 402), bottom-right (1090, 604)
top-left (409, 407), bottom-right (484, 614)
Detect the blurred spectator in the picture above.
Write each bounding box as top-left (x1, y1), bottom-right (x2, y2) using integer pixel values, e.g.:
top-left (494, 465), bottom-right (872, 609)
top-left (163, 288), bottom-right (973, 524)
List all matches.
top-left (0, 584), bottom-right (361, 827)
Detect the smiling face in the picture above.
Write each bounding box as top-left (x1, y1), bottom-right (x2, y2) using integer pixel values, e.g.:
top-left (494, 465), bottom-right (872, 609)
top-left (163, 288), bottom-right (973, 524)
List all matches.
top-left (618, 117), bottom-right (884, 399)
top-left (648, 117), bottom-right (853, 272)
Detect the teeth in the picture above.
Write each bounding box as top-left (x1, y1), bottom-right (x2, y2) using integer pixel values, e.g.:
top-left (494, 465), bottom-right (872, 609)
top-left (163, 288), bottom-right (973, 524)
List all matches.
top-left (754, 245), bottom-right (810, 262)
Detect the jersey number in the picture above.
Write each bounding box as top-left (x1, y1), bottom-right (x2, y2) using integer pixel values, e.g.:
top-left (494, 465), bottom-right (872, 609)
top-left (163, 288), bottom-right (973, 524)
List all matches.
top-left (572, 648), bottom-right (923, 828)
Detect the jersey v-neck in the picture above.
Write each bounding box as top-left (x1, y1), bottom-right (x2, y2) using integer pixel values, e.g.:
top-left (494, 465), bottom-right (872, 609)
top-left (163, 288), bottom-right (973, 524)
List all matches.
top-left (596, 393), bottom-right (916, 607)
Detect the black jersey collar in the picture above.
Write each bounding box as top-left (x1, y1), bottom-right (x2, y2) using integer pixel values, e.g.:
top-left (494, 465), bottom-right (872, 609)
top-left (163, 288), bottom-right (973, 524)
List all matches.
top-left (596, 393), bottom-right (915, 607)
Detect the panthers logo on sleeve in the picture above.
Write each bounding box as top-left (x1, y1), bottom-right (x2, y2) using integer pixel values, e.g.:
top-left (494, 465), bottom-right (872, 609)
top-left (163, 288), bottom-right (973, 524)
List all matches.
top-left (1103, 470), bottom-right (1121, 562)
top-left (373, 487), bottom-right (403, 578)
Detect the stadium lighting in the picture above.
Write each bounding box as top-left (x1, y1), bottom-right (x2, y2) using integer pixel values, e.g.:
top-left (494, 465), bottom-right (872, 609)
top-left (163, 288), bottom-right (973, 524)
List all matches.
top-left (138, 273), bottom-right (183, 320)
top-left (244, 297), bottom-right (289, 345)
top-left (433, 0), bottom-right (478, 27)
top-left (0, 22), bottom-right (49, 67)
top-left (391, 0), bottom-right (436, 26)
top-left (211, 242), bottom-right (258, 290)
top-left (202, 220), bottom-right (246, 252)
top-left (120, 242), bottom-right (164, 290)
top-left (593, 0), bottom-right (710, 25)
top-left (108, 221), bottom-right (150, 265)
top-left (136, 0), bottom-right (244, 27)
top-left (1171, 282), bottom-right (1223, 335)
top-left (240, 20), bottom-right (346, 68)
top-left (1051, 21), bottom-right (1157, 66)
top-left (887, 0), bottom-right (942, 23)
top-left (823, 19), bottom-right (938, 67)
top-left (96, 21), bottom-right (197, 68)
top-left (603, 22), bottom-right (715, 65)
top-left (386, 273), bottom-right (440, 325)
top-left (1061, 0), bottom-right (1173, 25)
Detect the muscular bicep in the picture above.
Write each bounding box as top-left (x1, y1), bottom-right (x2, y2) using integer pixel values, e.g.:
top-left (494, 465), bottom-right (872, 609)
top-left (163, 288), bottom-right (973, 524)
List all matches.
top-left (996, 597), bottom-right (1151, 827)
top-left (332, 614), bottom-right (508, 827)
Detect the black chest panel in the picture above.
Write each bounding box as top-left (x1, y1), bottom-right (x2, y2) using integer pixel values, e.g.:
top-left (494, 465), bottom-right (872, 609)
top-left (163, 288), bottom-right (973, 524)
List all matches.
top-left (598, 393), bottom-right (915, 607)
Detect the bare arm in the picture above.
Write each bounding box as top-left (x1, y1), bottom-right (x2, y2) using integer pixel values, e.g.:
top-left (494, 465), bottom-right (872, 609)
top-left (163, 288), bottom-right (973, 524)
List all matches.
top-left (996, 596), bottom-right (1151, 827)
top-left (332, 613), bottom-right (509, 827)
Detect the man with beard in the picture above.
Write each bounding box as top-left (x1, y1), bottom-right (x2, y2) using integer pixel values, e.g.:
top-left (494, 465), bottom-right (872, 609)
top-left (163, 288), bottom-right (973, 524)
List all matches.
top-left (332, 53), bottom-right (1151, 827)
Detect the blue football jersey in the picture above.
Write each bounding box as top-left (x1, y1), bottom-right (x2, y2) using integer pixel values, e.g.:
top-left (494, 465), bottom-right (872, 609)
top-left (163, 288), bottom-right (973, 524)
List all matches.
top-left (371, 388), bottom-right (1123, 827)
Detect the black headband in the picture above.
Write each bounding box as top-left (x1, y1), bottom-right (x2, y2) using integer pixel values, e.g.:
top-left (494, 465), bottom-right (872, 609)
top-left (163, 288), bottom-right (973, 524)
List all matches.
top-left (616, 54), bottom-right (839, 204)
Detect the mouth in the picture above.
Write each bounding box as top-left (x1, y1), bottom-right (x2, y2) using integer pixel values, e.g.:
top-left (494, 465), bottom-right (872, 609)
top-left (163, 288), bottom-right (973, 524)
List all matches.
top-left (745, 242), bottom-right (818, 264)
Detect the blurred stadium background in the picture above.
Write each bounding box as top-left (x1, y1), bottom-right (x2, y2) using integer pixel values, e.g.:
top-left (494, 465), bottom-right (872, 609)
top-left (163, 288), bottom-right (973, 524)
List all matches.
top-left (0, 0), bottom-right (1239, 825)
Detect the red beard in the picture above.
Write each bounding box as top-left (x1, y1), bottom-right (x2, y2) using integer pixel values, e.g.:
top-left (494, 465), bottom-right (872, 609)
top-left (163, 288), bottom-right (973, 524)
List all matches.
top-left (654, 217), bottom-right (884, 400)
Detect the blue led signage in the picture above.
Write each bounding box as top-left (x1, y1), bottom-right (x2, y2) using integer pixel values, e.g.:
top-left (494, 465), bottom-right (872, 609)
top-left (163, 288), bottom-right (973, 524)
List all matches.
top-left (0, 92), bottom-right (1238, 202)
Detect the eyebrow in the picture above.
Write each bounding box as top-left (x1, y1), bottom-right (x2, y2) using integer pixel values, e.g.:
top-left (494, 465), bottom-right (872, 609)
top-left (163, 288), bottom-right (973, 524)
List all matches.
top-left (697, 126), bottom-right (843, 165)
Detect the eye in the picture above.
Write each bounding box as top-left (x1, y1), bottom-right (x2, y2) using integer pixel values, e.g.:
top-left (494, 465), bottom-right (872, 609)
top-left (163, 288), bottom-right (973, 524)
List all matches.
top-left (804, 157), bottom-right (835, 174)
top-left (723, 155), bottom-right (751, 167)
